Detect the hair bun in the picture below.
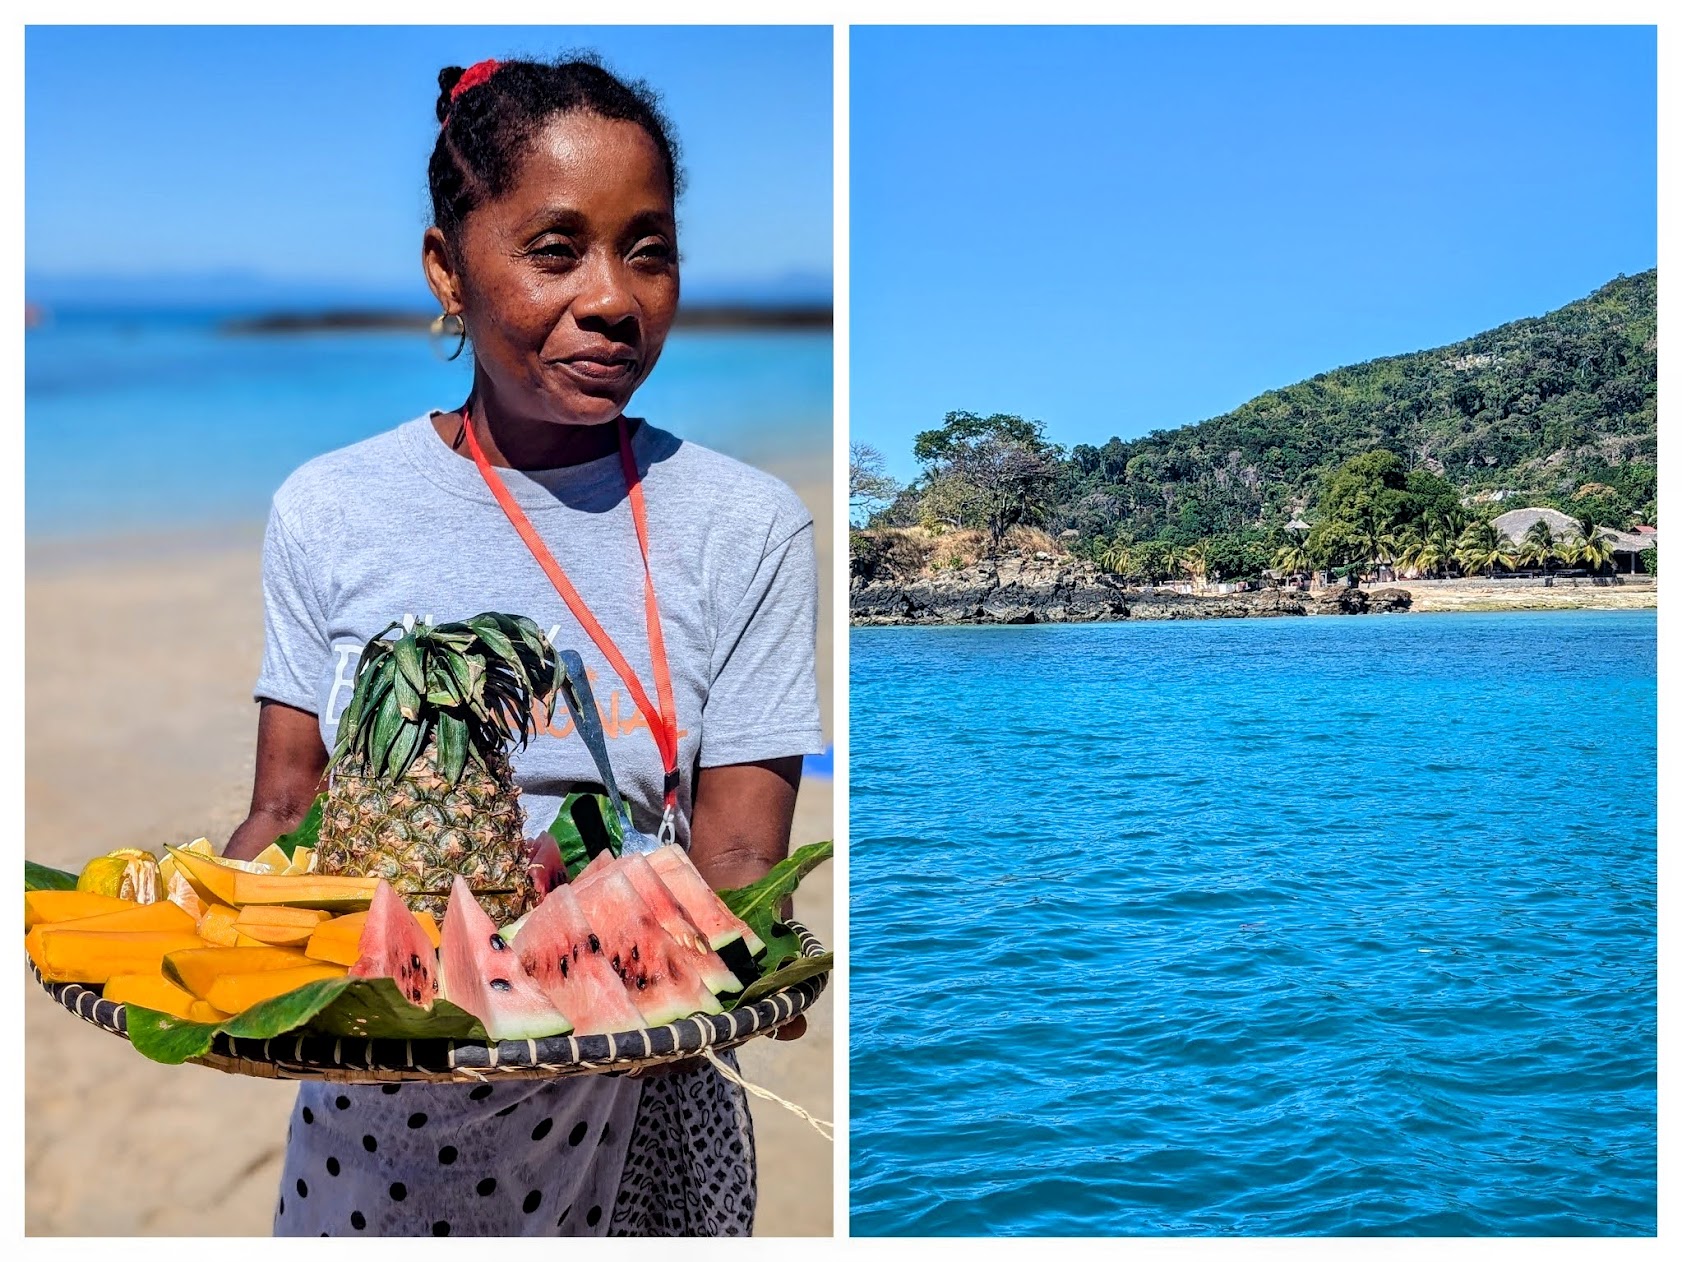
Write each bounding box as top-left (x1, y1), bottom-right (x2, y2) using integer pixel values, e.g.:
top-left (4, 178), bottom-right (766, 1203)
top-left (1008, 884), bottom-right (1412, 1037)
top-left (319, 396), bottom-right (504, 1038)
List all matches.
top-left (436, 67), bottom-right (466, 123)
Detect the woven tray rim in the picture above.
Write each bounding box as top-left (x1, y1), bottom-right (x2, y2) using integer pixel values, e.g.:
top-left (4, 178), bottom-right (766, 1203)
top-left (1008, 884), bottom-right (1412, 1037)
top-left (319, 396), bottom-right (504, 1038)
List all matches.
top-left (32, 919), bottom-right (828, 1083)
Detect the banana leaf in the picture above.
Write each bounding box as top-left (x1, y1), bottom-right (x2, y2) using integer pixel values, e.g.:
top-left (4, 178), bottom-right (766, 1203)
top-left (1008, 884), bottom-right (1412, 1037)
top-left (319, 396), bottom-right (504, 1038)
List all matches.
top-left (123, 975), bottom-right (496, 1065)
top-left (547, 791), bottom-right (626, 878)
top-left (719, 841), bottom-right (832, 967)
top-left (24, 861), bottom-right (79, 892)
top-left (728, 951), bottom-right (835, 1009)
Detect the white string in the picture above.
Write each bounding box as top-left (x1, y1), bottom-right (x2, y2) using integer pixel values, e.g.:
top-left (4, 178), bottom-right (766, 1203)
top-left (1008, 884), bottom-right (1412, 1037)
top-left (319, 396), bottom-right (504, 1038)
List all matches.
top-left (704, 1049), bottom-right (834, 1142)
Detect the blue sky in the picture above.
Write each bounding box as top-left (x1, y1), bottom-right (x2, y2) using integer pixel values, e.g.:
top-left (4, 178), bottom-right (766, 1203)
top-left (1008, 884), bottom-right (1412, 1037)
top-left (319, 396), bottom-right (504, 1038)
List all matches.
top-left (26, 25), bottom-right (832, 303)
top-left (852, 26), bottom-right (1657, 481)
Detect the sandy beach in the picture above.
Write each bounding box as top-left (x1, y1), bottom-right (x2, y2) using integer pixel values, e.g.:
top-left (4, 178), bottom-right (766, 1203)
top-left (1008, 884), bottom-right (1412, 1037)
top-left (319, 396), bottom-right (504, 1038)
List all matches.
top-left (24, 472), bottom-right (835, 1237)
top-left (1368, 576), bottom-right (1658, 614)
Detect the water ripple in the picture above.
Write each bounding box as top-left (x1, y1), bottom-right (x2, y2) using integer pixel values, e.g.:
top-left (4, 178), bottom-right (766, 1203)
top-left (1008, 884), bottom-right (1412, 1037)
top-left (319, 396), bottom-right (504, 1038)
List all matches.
top-left (850, 611), bottom-right (1656, 1235)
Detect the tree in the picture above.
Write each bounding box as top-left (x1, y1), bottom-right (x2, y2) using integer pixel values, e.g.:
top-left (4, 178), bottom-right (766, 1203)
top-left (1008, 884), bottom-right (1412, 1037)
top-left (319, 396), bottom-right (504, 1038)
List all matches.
top-left (1565, 514), bottom-right (1618, 573)
top-left (1518, 520), bottom-right (1556, 572)
top-left (911, 412), bottom-right (1061, 550)
top-left (1455, 520), bottom-right (1517, 577)
top-left (848, 443), bottom-right (900, 526)
top-left (1273, 536), bottom-right (1313, 582)
top-left (1179, 541), bottom-right (1210, 589)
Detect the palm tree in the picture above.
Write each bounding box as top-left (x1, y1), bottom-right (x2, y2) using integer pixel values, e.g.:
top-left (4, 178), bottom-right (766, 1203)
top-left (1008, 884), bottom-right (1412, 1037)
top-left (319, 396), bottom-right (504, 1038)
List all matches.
top-left (1273, 537), bottom-right (1313, 583)
top-left (1560, 524), bottom-right (1614, 575)
top-left (1097, 537), bottom-right (1135, 578)
top-left (1402, 532), bottom-right (1454, 579)
top-left (1455, 520), bottom-right (1517, 577)
top-left (1179, 541), bottom-right (1210, 590)
top-left (1518, 520), bottom-right (1556, 573)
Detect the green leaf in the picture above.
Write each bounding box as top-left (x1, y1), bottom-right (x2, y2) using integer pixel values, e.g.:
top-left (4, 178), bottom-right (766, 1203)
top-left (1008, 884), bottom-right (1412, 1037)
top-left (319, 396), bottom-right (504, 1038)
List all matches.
top-left (547, 791), bottom-right (625, 878)
top-left (719, 841), bottom-right (833, 955)
top-left (271, 796), bottom-right (323, 860)
top-left (436, 712), bottom-right (468, 785)
top-left (751, 920), bottom-right (805, 975)
top-left (306, 981), bottom-right (489, 1042)
top-left (727, 951), bottom-right (834, 1009)
top-left (24, 860), bottom-right (79, 892)
top-left (124, 1008), bottom-right (222, 1065)
top-left (124, 977), bottom-right (352, 1066)
top-left (392, 667), bottom-right (422, 722)
top-left (391, 633), bottom-right (427, 698)
top-left (368, 686), bottom-right (403, 769)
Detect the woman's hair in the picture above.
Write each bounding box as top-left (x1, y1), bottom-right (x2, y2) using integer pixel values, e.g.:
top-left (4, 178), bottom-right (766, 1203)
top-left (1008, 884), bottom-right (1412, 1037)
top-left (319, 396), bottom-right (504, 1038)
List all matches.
top-left (428, 54), bottom-right (684, 245)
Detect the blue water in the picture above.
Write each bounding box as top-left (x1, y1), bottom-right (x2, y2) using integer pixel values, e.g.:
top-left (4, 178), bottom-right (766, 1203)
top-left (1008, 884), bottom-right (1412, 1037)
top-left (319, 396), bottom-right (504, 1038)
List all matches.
top-left (849, 611), bottom-right (1657, 1236)
top-left (25, 309), bottom-right (831, 536)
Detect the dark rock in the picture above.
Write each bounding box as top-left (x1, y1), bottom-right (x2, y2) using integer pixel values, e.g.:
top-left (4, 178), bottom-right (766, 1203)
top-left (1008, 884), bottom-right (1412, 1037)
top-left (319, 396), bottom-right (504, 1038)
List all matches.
top-left (1367, 588), bottom-right (1413, 613)
top-left (1308, 587), bottom-right (1369, 615)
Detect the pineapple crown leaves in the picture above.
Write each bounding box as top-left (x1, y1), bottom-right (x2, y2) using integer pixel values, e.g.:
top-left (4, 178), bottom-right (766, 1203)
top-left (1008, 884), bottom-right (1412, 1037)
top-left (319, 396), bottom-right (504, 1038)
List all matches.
top-left (329, 614), bottom-right (564, 787)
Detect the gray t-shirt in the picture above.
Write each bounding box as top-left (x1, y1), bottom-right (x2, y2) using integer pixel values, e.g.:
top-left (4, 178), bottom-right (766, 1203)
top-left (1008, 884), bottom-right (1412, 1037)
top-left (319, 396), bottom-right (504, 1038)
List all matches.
top-left (256, 414), bottom-right (825, 845)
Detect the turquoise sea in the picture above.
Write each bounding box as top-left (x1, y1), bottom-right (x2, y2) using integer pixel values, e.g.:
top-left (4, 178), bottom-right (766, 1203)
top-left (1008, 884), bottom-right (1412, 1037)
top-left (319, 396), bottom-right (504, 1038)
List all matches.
top-left (25, 309), bottom-right (832, 537)
top-left (849, 611), bottom-right (1657, 1235)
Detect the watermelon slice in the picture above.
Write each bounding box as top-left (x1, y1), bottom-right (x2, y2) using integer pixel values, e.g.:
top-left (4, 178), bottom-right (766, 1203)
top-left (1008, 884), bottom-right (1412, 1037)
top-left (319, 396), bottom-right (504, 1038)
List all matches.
top-left (512, 885), bottom-right (647, 1036)
top-left (348, 881), bottom-right (438, 1010)
top-left (578, 849), bottom-right (615, 882)
top-left (571, 870), bottom-right (722, 1026)
top-left (437, 877), bottom-right (571, 1041)
top-left (614, 853), bottom-right (741, 996)
top-left (646, 845), bottom-right (766, 955)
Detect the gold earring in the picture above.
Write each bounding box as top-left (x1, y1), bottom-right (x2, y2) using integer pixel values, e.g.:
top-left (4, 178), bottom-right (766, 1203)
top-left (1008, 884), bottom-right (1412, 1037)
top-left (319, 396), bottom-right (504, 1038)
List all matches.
top-left (429, 311), bottom-right (467, 362)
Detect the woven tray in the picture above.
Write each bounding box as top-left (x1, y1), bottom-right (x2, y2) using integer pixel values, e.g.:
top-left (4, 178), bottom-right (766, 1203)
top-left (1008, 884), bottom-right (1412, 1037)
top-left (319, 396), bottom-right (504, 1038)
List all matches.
top-left (32, 921), bottom-right (828, 1083)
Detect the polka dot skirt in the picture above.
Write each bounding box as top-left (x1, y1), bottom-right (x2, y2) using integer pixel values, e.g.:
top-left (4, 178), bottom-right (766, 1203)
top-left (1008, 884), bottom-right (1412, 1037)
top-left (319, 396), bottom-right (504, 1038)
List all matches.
top-left (272, 1055), bottom-right (755, 1237)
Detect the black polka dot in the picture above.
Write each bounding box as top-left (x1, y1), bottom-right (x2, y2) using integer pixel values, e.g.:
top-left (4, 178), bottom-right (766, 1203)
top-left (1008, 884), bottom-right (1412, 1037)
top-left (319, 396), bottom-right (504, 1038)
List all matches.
top-left (523, 1189), bottom-right (543, 1213)
top-left (586, 1205), bottom-right (602, 1226)
top-left (557, 1205), bottom-right (571, 1226)
top-left (531, 1117), bottom-right (553, 1142)
top-left (438, 1145), bottom-right (458, 1165)
top-left (350, 1211), bottom-right (365, 1230)
top-left (301, 1107), bottom-right (314, 1124)
top-left (432, 1221), bottom-right (451, 1236)
top-left (568, 1121), bottom-right (588, 1146)
top-left (495, 1102), bottom-right (518, 1117)
top-left (600, 1122), bottom-right (611, 1144)
top-left (296, 1178), bottom-right (308, 1198)
top-left (407, 1112), bottom-right (428, 1129)
top-left (278, 1196), bottom-right (285, 1216)
top-left (380, 1083), bottom-right (401, 1094)
top-left (362, 1135), bottom-right (377, 1153)
top-left (390, 1182), bottom-right (407, 1202)
top-left (469, 1083), bottom-right (493, 1100)
top-left (476, 1177), bottom-right (497, 1197)
top-left (335, 1094), bottom-right (351, 1110)
top-left (320, 1232), bottom-right (328, 1237)
top-left (326, 1157), bottom-right (340, 1177)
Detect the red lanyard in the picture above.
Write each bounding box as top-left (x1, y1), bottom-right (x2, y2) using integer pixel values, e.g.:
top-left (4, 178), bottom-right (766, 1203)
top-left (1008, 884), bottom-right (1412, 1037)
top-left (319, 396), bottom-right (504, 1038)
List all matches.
top-left (460, 407), bottom-right (681, 810)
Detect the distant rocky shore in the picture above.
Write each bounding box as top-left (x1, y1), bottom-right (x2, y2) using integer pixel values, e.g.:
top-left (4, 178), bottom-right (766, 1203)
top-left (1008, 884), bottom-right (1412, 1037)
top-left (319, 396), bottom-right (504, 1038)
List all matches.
top-left (849, 554), bottom-right (1411, 626)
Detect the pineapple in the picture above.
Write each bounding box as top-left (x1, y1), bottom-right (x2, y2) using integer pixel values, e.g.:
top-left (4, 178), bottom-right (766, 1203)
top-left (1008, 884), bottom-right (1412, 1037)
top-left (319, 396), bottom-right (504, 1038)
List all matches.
top-left (315, 613), bottom-right (561, 923)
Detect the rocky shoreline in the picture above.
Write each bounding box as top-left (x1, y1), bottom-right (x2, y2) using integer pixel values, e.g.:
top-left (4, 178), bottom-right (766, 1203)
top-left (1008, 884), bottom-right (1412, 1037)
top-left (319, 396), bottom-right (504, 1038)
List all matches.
top-left (849, 555), bottom-right (1411, 626)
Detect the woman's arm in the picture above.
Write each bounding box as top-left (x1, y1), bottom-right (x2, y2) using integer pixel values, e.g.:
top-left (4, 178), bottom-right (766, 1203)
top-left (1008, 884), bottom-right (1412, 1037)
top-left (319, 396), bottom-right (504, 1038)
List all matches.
top-left (686, 756), bottom-right (803, 891)
top-left (225, 700), bottom-right (329, 860)
top-left (687, 755), bottom-right (807, 1044)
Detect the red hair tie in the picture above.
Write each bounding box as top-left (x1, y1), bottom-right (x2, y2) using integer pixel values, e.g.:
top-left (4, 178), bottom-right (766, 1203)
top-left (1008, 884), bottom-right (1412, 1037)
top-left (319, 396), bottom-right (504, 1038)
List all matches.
top-left (451, 59), bottom-right (500, 103)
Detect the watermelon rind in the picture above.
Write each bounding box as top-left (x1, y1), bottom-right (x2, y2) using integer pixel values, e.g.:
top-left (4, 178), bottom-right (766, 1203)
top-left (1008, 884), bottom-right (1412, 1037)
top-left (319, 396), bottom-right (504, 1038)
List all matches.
top-left (647, 845), bottom-right (766, 956)
top-left (573, 869), bottom-right (723, 1026)
top-left (512, 885), bottom-right (647, 1036)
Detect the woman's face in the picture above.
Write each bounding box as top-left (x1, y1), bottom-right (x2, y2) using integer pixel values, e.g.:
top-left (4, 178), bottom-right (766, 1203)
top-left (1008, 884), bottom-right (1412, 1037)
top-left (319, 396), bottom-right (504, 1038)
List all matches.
top-left (429, 112), bottom-right (679, 428)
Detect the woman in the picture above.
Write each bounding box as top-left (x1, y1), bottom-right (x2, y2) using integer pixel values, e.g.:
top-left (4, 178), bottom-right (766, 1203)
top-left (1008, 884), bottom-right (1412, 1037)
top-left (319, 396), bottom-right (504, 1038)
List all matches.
top-left (223, 55), bottom-right (823, 1237)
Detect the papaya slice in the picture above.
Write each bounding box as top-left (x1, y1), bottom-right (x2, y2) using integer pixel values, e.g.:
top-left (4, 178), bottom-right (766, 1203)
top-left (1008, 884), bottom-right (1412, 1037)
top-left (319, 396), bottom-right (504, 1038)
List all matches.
top-left (235, 906), bottom-right (332, 929)
top-left (102, 973), bottom-right (229, 1023)
top-left (230, 872), bottom-right (379, 912)
top-left (196, 905), bottom-right (240, 947)
top-left (23, 890), bottom-right (133, 930)
top-left (31, 901), bottom-right (197, 936)
top-left (26, 929), bottom-right (206, 984)
top-left (202, 964), bottom-right (345, 1014)
top-left (166, 847), bottom-right (239, 906)
top-left (163, 945), bottom-right (329, 998)
top-left (235, 925), bottom-right (316, 948)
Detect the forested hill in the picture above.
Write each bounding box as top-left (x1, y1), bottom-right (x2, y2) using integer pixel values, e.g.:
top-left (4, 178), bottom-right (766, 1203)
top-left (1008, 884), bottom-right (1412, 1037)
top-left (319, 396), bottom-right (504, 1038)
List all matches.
top-left (1055, 269), bottom-right (1656, 539)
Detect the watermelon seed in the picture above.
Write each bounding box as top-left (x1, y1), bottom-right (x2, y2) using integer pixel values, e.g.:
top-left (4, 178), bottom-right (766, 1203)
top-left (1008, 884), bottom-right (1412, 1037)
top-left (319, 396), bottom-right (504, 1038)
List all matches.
top-left (558, 958), bottom-right (569, 979)
top-left (489, 978), bottom-right (513, 992)
top-left (489, 934), bottom-right (508, 951)
top-left (411, 954), bottom-right (422, 969)
top-left (587, 934), bottom-right (601, 953)
top-left (631, 944), bottom-right (640, 962)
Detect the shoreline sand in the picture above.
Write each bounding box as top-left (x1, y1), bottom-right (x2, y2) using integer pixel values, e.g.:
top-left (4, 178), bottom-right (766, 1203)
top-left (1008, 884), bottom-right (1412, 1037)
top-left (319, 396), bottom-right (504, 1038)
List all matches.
top-left (24, 469), bottom-right (834, 1237)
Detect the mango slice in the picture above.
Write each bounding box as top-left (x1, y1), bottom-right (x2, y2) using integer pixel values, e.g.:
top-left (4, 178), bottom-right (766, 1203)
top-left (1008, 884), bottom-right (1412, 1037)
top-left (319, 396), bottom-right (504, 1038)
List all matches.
top-left (202, 965), bottom-right (345, 1014)
top-left (102, 973), bottom-right (229, 1024)
top-left (26, 929), bottom-right (206, 984)
top-left (23, 890), bottom-right (133, 930)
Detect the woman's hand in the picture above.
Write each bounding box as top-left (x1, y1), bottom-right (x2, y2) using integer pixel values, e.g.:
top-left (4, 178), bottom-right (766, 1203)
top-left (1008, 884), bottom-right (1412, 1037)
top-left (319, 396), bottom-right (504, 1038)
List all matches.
top-left (225, 700), bottom-right (329, 860)
top-left (688, 756), bottom-right (808, 1042)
